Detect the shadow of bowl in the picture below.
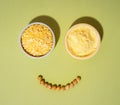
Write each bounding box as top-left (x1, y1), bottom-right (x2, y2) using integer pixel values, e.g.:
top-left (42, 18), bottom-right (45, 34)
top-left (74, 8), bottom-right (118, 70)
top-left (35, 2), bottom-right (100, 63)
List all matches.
top-left (71, 16), bottom-right (104, 41)
top-left (29, 15), bottom-right (60, 46)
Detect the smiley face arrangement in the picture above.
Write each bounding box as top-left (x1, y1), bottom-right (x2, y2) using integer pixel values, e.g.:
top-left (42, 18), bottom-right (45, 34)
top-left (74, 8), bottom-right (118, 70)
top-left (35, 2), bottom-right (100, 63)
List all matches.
top-left (19, 22), bottom-right (101, 91)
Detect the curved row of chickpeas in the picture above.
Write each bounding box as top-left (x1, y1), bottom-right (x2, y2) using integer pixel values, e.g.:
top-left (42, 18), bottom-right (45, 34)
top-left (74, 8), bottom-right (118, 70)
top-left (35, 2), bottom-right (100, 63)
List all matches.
top-left (37, 75), bottom-right (81, 91)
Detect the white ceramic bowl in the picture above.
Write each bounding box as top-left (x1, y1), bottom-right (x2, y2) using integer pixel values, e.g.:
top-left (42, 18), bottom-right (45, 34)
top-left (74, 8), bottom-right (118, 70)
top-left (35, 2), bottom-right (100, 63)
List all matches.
top-left (19, 22), bottom-right (55, 58)
top-left (65, 23), bottom-right (101, 60)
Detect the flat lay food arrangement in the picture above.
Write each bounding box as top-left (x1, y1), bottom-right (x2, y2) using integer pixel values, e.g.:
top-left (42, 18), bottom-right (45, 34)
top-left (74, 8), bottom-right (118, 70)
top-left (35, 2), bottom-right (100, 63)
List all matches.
top-left (19, 22), bottom-right (101, 90)
top-left (0, 0), bottom-right (120, 105)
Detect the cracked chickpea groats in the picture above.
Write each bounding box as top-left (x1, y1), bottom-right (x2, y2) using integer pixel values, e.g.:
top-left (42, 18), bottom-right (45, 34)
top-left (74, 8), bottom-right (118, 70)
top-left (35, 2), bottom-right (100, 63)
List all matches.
top-left (20, 23), bottom-right (55, 57)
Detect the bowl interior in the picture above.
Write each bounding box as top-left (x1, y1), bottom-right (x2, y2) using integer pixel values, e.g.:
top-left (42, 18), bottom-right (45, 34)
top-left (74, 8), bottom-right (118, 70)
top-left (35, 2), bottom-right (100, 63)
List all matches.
top-left (65, 23), bottom-right (101, 60)
top-left (19, 22), bottom-right (56, 58)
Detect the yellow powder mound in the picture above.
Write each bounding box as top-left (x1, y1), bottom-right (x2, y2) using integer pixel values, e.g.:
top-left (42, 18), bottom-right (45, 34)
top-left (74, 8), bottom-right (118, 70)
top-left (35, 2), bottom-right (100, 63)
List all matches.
top-left (66, 23), bottom-right (100, 59)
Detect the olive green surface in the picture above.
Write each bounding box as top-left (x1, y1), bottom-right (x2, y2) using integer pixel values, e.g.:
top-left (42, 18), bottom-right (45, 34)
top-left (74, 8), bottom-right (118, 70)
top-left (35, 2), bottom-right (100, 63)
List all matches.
top-left (0, 0), bottom-right (120, 105)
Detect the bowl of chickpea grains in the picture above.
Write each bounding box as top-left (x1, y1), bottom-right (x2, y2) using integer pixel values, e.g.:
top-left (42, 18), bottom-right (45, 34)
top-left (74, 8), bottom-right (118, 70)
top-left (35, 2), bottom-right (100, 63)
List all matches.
top-left (19, 22), bottom-right (55, 58)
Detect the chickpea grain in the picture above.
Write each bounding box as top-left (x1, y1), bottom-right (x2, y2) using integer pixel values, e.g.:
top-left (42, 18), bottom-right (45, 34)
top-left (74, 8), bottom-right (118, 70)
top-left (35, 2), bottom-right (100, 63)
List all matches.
top-left (51, 84), bottom-right (57, 90)
top-left (56, 84), bottom-right (61, 91)
top-left (76, 76), bottom-right (81, 82)
top-left (61, 85), bottom-right (65, 91)
top-left (65, 83), bottom-right (70, 90)
top-left (40, 79), bottom-right (45, 85)
top-left (72, 79), bottom-right (78, 85)
top-left (69, 82), bottom-right (74, 88)
top-left (44, 82), bottom-right (49, 88)
top-left (47, 83), bottom-right (52, 89)
top-left (37, 75), bottom-right (43, 81)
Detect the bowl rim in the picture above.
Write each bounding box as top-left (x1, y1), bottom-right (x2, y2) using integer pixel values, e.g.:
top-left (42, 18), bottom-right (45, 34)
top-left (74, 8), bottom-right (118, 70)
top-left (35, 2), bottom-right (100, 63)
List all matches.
top-left (65, 23), bottom-right (101, 60)
top-left (19, 22), bottom-right (56, 59)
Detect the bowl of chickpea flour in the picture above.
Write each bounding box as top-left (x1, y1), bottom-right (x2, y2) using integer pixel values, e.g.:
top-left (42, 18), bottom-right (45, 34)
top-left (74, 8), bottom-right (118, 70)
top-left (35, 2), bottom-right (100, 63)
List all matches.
top-left (65, 23), bottom-right (101, 60)
top-left (19, 22), bottom-right (55, 58)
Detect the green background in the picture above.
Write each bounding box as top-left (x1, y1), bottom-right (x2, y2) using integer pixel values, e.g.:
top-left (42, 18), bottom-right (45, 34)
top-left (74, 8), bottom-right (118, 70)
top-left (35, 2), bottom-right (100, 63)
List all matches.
top-left (0, 0), bottom-right (120, 105)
